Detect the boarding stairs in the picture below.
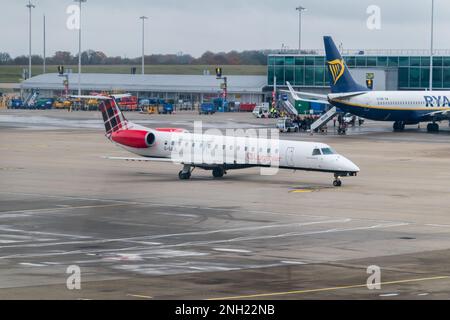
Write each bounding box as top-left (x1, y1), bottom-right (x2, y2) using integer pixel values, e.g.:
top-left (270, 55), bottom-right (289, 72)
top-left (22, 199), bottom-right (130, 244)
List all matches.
top-left (280, 99), bottom-right (298, 116)
top-left (24, 90), bottom-right (39, 108)
top-left (310, 106), bottom-right (338, 132)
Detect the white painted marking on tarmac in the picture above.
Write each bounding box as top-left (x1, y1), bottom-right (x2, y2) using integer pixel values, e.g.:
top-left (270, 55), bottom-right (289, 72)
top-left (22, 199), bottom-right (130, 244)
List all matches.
top-left (153, 212), bottom-right (198, 218)
top-left (0, 240), bottom-right (22, 244)
top-left (0, 191), bottom-right (410, 224)
top-left (0, 227), bottom-right (92, 239)
top-left (426, 224), bottom-right (450, 228)
top-left (0, 222), bottom-right (409, 260)
top-left (213, 248), bottom-right (252, 253)
top-left (126, 294), bottom-right (152, 299)
top-left (0, 203), bottom-right (128, 215)
top-left (104, 254), bottom-right (143, 262)
top-left (281, 260), bottom-right (306, 265)
top-left (379, 293), bottom-right (399, 297)
top-left (417, 293), bottom-right (430, 296)
top-left (0, 219), bottom-right (352, 250)
top-left (19, 262), bottom-right (47, 267)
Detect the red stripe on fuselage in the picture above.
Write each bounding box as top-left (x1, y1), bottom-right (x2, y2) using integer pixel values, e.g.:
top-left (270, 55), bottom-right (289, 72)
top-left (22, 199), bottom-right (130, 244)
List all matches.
top-left (155, 128), bottom-right (185, 133)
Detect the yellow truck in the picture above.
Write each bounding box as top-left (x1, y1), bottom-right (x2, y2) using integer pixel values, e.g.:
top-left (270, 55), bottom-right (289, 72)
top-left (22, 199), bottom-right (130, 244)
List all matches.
top-left (53, 98), bottom-right (72, 110)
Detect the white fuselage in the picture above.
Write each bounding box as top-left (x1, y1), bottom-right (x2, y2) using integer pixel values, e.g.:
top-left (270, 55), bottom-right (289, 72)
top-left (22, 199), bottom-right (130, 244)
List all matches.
top-left (330, 91), bottom-right (450, 123)
top-left (113, 123), bottom-right (360, 174)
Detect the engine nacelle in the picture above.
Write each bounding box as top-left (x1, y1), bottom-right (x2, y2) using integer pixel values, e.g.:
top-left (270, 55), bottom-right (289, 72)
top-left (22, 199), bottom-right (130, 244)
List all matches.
top-left (111, 130), bottom-right (156, 149)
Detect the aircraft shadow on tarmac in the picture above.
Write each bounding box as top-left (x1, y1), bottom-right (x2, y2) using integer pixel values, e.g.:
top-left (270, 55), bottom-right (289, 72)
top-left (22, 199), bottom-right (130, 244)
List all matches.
top-left (105, 170), bottom-right (333, 190)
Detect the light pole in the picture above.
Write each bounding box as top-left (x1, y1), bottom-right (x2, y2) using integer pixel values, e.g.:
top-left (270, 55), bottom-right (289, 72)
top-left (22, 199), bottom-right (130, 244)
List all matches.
top-left (43, 14), bottom-right (46, 74)
top-left (429, 0), bottom-right (434, 91)
top-left (296, 5), bottom-right (306, 54)
top-left (74, 0), bottom-right (87, 96)
top-left (26, 0), bottom-right (35, 79)
top-left (140, 16), bottom-right (148, 75)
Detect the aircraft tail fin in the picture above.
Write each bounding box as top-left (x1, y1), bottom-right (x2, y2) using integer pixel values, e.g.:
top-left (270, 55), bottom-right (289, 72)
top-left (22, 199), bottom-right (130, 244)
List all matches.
top-left (71, 94), bottom-right (130, 136)
top-left (99, 98), bottom-right (129, 136)
top-left (324, 36), bottom-right (369, 93)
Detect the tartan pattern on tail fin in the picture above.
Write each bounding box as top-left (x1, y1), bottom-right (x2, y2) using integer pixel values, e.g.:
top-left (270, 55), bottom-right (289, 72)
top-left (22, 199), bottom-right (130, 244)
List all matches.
top-left (99, 99), bottom-right (128, 136)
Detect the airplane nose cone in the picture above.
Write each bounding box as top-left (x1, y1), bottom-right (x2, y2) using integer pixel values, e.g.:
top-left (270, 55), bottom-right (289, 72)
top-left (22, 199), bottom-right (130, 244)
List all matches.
top-left (345, 159), bottom-right (361, 172)
top-left (342, 157), bottom-right (360, 173)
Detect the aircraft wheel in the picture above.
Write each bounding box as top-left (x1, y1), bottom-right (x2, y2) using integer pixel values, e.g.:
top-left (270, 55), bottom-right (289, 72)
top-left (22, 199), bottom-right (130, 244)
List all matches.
top-left (333, 180), bottom-right (342, 187)
top-left (178, 171), bottom-right (191, 180)
top-left (212, 167), bottom-right (225, 178)
top-left (427, 123), bottom-right (439, 133)
top-left (393, 121), bottom-right (405, 131)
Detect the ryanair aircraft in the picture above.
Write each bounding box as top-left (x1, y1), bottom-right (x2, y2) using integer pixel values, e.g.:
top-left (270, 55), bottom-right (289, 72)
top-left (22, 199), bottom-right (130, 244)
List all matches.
top-left (291, 36), bottom-right (450, 132)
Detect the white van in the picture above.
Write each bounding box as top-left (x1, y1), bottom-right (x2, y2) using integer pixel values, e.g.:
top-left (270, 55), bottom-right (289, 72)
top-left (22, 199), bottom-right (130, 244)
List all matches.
top-left (252, 103), bottom-right (270, 118)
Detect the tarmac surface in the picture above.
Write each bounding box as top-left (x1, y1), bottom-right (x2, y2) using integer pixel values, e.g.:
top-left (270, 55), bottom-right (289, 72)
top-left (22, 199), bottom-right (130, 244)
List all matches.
top-left (1, 109), bottom-right (450, 300)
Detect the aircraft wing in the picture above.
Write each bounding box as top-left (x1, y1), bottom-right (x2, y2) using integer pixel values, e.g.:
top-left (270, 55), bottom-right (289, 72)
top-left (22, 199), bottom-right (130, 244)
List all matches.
top-left (419, 109), bottom-right (450, 122)
top-left (284, 82), bottom-right (367, 102)
top-left (279, 91), bottom-right (329, 104)
top-left (285, 82), bottom-right (328, 100)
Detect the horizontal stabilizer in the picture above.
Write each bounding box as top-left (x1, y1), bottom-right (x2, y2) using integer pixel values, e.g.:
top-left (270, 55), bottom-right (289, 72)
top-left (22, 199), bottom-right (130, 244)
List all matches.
top-left (70, 94), bottom-right (132, 100)
top-left (105, 156), bottom-right (174, 162)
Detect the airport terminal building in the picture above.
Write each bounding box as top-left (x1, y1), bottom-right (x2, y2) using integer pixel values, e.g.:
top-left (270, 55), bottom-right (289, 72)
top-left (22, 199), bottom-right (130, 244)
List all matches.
top-left (267, 49), bottom-right (450, 93)
top-left (20, 73), bottom-right (267, 104)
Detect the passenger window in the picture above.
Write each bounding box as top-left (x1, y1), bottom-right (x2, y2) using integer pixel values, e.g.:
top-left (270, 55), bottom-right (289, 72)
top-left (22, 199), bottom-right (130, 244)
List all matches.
top-left (312, 148), bottom-right (322, 156)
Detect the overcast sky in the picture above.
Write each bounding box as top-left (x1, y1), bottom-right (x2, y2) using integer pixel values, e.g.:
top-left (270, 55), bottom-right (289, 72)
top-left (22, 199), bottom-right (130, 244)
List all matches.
top-left (1, 0), bottom-right (450, 58)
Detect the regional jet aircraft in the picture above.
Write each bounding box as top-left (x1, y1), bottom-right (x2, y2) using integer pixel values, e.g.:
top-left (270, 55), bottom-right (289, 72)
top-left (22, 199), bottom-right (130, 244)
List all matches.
top-left (75, 95), bottom-right (359, 186)
top-left (288, 36), bottom-right (450, 132)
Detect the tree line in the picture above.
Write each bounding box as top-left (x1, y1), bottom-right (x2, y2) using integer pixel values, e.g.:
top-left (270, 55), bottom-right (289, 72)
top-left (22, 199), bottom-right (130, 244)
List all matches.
top-left (0, 50), bottom-right (267, 66)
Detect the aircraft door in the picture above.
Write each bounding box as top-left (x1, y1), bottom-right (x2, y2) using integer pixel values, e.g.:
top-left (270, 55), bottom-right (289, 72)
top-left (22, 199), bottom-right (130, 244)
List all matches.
top-left (286, 147), bottom-right (295, 167)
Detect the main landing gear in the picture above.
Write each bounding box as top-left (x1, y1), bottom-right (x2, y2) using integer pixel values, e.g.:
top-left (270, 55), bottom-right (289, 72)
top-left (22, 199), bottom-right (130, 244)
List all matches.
top-left (178, 166), bottom-right (227, 180)
top-left (178, 165), bottom-right (192, 180)
top-left (212, 167), bottom-right (226, 178)
top-left (427, 122), bottom-right (439, 133)
top-left (393, 121), bottom-right (405, 131)
top-left (333, 174), bottom-right (342, 187)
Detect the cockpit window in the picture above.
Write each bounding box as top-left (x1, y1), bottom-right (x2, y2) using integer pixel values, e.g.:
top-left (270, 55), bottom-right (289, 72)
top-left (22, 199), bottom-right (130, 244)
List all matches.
top-left (321, 148), bottom-right (336, 155)
top-left (312, 148), bottom-right (322, 156)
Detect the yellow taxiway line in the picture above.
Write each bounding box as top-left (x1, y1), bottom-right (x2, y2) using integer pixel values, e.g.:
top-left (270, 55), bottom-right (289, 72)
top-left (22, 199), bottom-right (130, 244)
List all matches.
top-left (208, 275), bottom-right (450, 300)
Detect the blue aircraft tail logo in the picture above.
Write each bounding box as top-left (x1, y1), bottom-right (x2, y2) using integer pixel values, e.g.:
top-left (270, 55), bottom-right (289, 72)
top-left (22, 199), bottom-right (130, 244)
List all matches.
top-left (324, 36), bottom-right (369, 93)
top-left (327, 59), bottom-right (345, 85)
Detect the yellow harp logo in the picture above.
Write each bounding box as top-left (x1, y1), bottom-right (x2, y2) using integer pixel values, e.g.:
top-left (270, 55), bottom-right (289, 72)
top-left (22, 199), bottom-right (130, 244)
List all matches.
top-left (327, 59), bottom-right (345, 85)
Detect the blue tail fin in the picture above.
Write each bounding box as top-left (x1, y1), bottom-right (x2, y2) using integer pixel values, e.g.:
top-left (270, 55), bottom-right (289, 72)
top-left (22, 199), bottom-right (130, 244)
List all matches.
top-left (324, 36), bottom-right (369, 93)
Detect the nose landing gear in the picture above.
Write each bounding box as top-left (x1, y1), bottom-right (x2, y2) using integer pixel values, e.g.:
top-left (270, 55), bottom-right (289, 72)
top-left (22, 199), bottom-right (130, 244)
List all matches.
top-left (333, 174), bottom-right (342, 187)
